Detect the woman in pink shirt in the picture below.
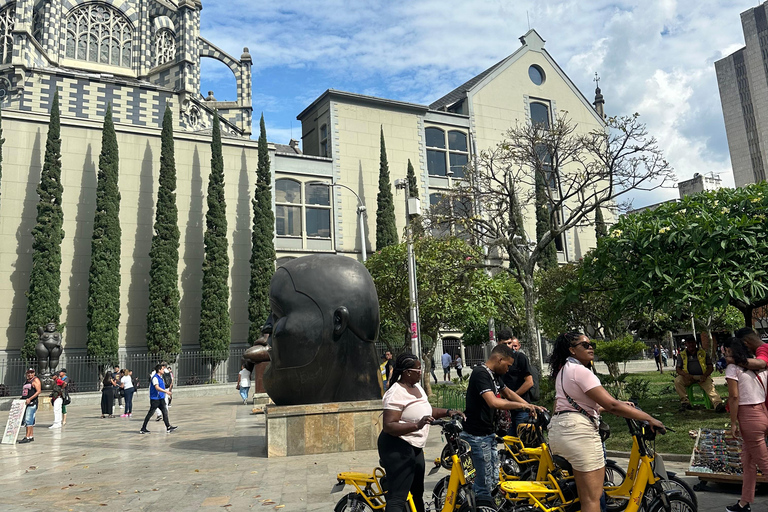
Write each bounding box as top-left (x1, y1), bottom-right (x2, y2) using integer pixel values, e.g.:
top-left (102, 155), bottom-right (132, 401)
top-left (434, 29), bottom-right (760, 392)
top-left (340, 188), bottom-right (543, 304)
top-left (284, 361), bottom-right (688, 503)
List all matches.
top-left (724, 336), bottom-right (768, 512)
top-left (548, 332), bottom-right (666, 512)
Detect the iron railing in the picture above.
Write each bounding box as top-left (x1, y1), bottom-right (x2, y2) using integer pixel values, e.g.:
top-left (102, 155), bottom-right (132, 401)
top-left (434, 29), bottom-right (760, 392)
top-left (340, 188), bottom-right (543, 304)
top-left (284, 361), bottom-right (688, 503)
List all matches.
top-left (0, 348), bottom-right (247, 397)
top-left (432, 386), bottom-right (466, 411)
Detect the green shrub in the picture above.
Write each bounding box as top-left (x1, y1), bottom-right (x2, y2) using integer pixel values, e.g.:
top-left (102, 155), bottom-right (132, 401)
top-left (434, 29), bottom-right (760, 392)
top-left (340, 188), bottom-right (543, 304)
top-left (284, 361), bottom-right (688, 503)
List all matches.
top-left (595, 334), bottom-right (647, 379)
top-left (625, 376), bottom-right (652, 400)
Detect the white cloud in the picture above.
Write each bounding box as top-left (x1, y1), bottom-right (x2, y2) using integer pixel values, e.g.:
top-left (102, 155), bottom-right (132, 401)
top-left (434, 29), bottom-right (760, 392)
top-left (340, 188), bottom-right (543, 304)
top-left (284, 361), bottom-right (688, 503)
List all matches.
top-left (199, 0), bottom-right (757, 207)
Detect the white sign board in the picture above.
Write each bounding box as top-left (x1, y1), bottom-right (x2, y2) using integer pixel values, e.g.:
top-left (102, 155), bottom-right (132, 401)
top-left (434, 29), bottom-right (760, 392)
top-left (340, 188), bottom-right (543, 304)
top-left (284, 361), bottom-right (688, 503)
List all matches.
top-left (1, 400), bottom-right (27, 444)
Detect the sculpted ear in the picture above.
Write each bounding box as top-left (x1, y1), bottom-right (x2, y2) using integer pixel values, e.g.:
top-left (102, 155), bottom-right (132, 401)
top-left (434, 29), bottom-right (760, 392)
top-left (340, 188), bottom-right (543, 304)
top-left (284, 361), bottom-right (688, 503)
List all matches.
top-left (333, 307), bottom-right (350, 337)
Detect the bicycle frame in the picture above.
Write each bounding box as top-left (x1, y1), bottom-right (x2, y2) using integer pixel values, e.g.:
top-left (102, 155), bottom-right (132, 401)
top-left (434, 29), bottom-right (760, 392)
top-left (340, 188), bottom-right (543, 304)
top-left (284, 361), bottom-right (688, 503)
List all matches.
top-left (332, 467), bottom-right (416, 510)
top-left (433, 451), bottom-right (471, 512)
top-left (500, 420), bottom-right (667, 512)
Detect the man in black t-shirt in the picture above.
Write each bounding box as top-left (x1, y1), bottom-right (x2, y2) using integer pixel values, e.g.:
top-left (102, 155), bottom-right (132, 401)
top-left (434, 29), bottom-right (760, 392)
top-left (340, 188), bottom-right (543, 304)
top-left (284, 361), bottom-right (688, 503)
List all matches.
top-left (498, 330), bottom-right (535, 435)
top-left (462, 344), bottom-right (538, 509)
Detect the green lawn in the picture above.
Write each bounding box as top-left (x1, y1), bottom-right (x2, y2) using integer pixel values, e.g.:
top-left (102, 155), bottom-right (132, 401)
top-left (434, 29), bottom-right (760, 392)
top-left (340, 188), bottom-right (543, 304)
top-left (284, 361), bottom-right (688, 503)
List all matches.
top-left (430, 371), bottom-right (730, 455)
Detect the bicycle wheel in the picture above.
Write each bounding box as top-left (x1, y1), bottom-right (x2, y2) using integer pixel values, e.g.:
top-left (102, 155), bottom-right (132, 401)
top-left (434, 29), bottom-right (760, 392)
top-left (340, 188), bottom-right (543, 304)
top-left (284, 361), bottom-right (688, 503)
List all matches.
top-left (605, 461), bottom-right (627, 487)
top-left (646, 494), bottom-right (696, 512)
top-left (661, 476), bottom-right (698, 510)
top-left (334, 492), bottom-right (375, 512)
top-left (432, 476), bottom-right (471, 509)
top-left (441, 439), bottom-right (472, 469)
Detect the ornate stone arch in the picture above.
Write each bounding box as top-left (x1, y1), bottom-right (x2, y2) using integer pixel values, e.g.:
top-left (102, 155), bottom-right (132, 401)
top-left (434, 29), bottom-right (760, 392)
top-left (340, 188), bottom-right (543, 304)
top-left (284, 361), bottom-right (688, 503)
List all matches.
top-left (199, 37), bottom-right (240, 76)
top-left (64, 2), bottom-right (135, 68)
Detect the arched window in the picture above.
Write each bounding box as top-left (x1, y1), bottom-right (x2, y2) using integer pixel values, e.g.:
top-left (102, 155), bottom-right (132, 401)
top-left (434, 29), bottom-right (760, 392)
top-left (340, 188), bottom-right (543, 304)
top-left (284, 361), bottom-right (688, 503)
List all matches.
top-left (65, 3), bottom-right (134, 68)
top-left (154, 28), bottom-right (175, 67)
top-left (0, 4), bottom-right (14, 65)
top-left (275, 179), bottom-right (302, 237)
top-left (530, 102), bottom-right (550, 129)
top-left (426, 127), bottom-right (446, 177)
top-left (426, 127), bottom-right (469, 178)
top-left (33, 9), bottom-right (44, 45)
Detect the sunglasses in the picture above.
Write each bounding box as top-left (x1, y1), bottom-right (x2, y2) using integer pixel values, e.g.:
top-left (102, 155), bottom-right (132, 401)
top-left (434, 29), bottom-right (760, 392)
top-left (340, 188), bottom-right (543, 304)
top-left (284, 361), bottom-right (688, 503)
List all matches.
top-left (571, 342), bottom-right (595, 350)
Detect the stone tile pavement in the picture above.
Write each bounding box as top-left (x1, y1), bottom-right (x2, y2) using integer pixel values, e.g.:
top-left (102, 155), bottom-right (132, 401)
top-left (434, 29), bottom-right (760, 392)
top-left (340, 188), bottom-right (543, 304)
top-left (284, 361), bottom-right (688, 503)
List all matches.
top-left (0, 395), bottom-right (765, 511)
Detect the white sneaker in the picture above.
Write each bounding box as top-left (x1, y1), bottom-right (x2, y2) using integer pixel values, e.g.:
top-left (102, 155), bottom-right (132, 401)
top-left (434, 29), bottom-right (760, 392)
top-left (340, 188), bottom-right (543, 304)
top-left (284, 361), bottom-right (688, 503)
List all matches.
top-left (119, 405), bottom-right (124, 409)
top-left (48, 424), bottom-right (61, 429)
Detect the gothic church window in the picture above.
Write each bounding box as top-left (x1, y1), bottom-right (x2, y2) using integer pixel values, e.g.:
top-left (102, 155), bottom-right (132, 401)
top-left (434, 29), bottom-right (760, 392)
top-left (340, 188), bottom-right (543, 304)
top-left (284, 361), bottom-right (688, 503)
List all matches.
top-left (155, 28), bottom-right (175, 67)
top-left (0, 4), bottom-right (14, 65)
top-left (33, 9), bottom-right (44, 45)
top-left (65, 3), bottom-right (133, 68)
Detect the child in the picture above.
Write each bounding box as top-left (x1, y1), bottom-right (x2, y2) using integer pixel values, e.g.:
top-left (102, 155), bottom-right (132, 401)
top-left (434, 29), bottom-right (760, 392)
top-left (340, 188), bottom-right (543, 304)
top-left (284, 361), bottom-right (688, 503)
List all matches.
top-left (49, 385), bottom-right (64, 429)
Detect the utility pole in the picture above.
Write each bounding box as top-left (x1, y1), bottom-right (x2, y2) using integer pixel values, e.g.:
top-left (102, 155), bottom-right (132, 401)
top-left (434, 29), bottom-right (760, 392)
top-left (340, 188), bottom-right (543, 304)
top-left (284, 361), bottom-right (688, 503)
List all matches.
top-left (394, 178), bottom-right (421, 359)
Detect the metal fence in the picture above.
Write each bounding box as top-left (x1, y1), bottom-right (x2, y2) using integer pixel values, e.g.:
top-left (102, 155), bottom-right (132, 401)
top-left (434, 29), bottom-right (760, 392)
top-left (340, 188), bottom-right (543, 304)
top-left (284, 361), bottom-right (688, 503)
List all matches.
top-left (0, 348), bottom-right (246, 397)
top-left (432, 386), bottom-right (466, 411)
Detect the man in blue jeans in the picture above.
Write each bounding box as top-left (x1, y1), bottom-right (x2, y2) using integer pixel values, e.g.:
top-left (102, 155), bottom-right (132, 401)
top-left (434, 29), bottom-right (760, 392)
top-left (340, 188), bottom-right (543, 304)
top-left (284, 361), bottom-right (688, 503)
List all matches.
top-left (497, 330), bottom-right (535, 437)
top-left (461, 344), bottom-right (539, 509)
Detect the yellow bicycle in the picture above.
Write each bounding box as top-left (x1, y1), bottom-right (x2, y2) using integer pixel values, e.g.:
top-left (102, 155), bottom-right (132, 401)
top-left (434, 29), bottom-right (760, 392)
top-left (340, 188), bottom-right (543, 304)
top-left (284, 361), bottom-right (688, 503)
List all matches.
top-left (499, 418), bottom-right (696, 512)
top-left (332, 417), bottom-right (476, 512)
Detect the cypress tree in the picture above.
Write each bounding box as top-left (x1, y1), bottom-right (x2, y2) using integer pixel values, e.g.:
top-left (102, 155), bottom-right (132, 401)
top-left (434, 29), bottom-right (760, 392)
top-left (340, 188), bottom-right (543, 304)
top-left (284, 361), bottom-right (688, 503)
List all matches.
top-left (146, 105), bottom-right (181, 355)
top-left (535, 171), bottom-right (558, 271)
top-left (86, 104), bottom-right (122, 360)
top-left (595, 205), bottom-right (608, 240)
top-left (376, 127), bottom-right (397, 250)
top-left (248, 114), bottom-right (275, 344)
top-left (23, 92), bottom-right (65, 359)
top-left (199, 114), bottom-right (230, 360)
top-left (406, 159), bottom-right (418, 198)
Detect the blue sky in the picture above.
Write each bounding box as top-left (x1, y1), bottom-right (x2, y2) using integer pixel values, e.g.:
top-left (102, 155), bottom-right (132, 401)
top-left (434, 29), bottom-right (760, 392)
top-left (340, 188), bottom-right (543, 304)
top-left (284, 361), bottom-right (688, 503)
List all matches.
top-left (197, 0), bottom-right (755, 209)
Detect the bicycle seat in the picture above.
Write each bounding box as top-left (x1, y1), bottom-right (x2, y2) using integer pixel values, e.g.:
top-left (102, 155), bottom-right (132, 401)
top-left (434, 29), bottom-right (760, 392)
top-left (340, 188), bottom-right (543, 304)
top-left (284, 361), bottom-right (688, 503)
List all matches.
top-left (552, 455), bottom-right (573, 474)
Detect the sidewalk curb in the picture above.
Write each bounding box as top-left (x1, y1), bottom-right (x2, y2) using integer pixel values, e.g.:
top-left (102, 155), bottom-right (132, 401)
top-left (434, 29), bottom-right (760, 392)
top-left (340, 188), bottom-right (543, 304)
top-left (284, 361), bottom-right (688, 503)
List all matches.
top-left (606, 450), bottom-right (690, 463)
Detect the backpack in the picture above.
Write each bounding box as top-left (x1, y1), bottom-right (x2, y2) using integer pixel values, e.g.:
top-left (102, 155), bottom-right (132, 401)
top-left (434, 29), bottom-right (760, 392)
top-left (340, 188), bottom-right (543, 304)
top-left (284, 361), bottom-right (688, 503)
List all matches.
top-left (528, 362), bottom-right (541, 403)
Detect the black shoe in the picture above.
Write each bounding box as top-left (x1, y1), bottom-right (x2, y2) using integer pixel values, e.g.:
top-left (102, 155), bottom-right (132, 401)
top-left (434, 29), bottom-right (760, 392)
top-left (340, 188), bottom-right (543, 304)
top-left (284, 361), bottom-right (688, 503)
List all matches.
top-left (18, 437), bottom-right (33, 444)
top-left (726, 501), bottom-right (751, 512)
top-left (139, 429), bottom-right (150, 434)
top-left (167, 426), bottom-right (178, 433)
top-left (715, 403), bottom-right (727, 413)
top-left (679, 402), bottom-right (692, 411)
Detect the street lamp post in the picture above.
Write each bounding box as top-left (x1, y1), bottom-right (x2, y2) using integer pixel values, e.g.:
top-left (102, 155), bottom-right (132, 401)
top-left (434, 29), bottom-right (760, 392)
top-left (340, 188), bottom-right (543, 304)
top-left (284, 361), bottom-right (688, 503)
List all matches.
top-left (307, 181), bottom-right (367, 262)
top-left (394, 178), bottom-right (421, 359)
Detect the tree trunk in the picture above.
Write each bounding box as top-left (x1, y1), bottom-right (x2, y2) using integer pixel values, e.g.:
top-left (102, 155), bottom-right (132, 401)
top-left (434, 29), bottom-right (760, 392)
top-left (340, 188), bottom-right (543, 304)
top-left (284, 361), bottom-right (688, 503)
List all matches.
top-left (521, 274), bottom-right (541, 370)
top-left (422, 348), bottom-right (434, 396)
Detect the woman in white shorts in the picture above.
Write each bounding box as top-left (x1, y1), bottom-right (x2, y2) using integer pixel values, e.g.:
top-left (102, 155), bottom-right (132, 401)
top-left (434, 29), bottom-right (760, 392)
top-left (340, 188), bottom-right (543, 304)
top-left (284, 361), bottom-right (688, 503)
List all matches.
top-left (548, 332), bottom-right (666, 512)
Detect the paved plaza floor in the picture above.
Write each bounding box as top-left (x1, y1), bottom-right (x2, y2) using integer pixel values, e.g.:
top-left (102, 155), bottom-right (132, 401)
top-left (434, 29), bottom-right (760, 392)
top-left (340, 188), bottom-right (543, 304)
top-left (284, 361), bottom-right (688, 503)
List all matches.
top-left (1, 394), bottom-right (765, 511)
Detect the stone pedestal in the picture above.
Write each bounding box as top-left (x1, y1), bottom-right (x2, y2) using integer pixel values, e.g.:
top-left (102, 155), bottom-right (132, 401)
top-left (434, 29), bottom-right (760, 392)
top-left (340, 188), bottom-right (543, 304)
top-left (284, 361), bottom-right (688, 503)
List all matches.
top-left (265, 399), bottom-right (382, 457)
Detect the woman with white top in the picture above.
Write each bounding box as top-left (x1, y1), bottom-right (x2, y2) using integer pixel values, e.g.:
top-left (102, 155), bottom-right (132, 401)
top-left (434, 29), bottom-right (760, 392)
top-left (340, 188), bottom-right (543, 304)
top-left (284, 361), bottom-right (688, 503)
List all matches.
top-left (724, 336), bottom-right (768, 512)
top-left (120, 369), bottom-right (135, 418)
top-left (378, 353), bottom-right (464, 512)
top-left (237, 364), bottom-right (251, 405)
top-left (548, 332), bottom-right (665, 512)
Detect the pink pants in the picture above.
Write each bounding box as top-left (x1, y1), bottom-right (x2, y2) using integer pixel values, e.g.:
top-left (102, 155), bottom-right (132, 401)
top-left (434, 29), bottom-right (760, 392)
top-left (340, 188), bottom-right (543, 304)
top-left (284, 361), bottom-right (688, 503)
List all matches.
top-left (738, 403), bottom-right (768, 503)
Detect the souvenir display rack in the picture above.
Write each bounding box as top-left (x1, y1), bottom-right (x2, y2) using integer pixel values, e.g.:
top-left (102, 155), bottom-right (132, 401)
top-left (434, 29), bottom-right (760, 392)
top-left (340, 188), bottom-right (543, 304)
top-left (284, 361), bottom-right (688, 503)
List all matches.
top-left (685, 428), bottom-right (768, 489)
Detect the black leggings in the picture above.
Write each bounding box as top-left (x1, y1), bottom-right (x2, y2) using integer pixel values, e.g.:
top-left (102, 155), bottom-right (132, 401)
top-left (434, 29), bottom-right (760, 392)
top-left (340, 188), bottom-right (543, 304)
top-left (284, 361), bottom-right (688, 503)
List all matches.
top-left (377, 432), bottom-right (425, 512)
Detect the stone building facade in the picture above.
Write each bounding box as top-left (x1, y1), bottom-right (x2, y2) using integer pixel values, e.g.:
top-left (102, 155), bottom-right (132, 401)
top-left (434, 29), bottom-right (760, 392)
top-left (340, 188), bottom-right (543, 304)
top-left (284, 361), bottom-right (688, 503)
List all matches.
top-left (295, 30), bottom-right (609, 267)
top-left (0, 0), bottom-right (331, 356)
top-left (715, 1), bottom-right (768, 187)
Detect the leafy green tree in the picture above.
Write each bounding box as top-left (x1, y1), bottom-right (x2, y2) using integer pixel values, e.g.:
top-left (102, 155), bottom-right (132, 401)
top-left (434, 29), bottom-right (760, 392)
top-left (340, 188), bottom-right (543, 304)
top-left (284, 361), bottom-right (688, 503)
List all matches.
top-left (535, 171), bottom-right (558, 271)
top-left (407, 159), bottom-right (418, 198)
top-left (248, 114), bottom-right (275, 344)
top-left (595, 205), bottom-right (608, 240)
top-left (366, 236), bottom-right (499, 394)
top-left (462, 272), bottom-right (526, 346)
top-left (376, 127), bottom-right (397, 250)
top-left (146, 106), bottom-right (181, 355)
top-left (582, 182), bottom-right (768, 328)
top-left (199, 115), bottom-right (230, 376)
top-left (23, 92), bottom-right (65, 359)
top-left (430, 114), bottom-right (673, 368)
top-left (86, 104), bottom-right (121, 360)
